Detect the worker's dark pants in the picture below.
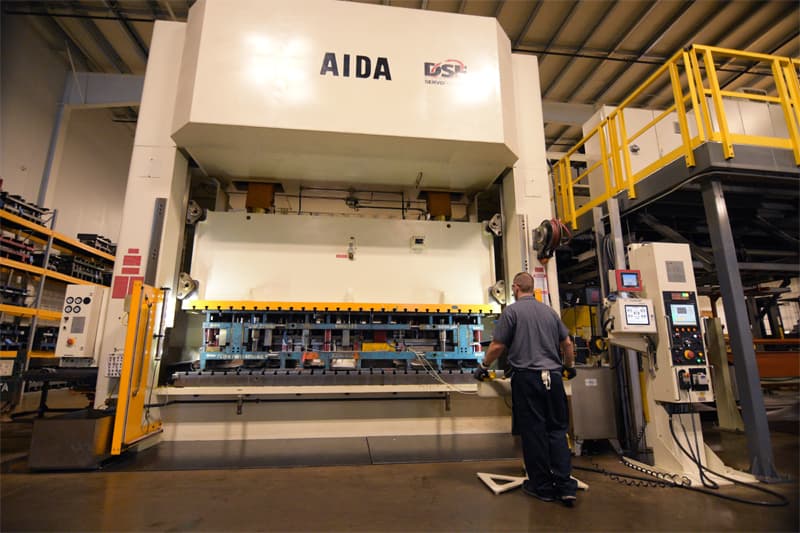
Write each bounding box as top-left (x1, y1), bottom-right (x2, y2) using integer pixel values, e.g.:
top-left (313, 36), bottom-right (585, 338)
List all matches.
top-left (511, 369), bottom-right (577, 496)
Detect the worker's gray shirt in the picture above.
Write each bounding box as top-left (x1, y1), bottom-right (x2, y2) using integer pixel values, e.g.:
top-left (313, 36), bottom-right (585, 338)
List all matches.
top-left (492, 295), bottom-right (569, 371)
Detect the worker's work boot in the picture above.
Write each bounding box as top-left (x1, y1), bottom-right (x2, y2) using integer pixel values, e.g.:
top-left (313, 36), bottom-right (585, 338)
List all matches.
top-left (521, 481), bottom-right (555, 502)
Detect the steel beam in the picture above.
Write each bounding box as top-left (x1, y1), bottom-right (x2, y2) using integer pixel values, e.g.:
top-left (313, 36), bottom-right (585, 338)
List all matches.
top-left (494, 0), bottom-right (505, 18)
top-left (752, 216), bottom-right (800, 247)
top-left (78, 14), bottom-right (131, 74)
top-left (512, 2), bottom-right (543, 49)
top-left (637, 213), bottom-right (714, 270)
top-left (606, 199), bottom-right (646, 454)
top-left (541, 101), bottom-right (595, 125)
top-left (535, 1), bottom-right (580, 61)
top-left (588, 0), bottom-right (694, 103)
top-left (701, 177), bottom-right (778, 480)
top-left (592, 207), bottom-right (607, 298)
top-left (104, 0), bottom-right (149, 61)
top-left (738, 263), bottom-right (800, 273)
top-left (63, 72), bottom-right (144, 107)
top-left (541, 0), bottom-right (617, 98)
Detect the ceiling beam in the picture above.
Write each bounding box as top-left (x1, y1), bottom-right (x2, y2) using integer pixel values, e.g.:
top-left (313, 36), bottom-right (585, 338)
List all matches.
top-left (639, 1), bottom-right (772, 107)
top-left (716, 2), bottom-right (799, 73)
top-left (541, 0), bottom-right (617, 98)
top-left (546, 0), bottom-right (661, 103)
top-left (752, 216), bottom-right (800, 247)
top-left (719, 29), bottom-right (800, 91)
top-left (160, 0), bottom-right (178, 20)
top-left (104, 0), bottom-right (148, 61)
top-left (738, 263), bottom-right (800, 273)
top-left (512, 2), bottom-right (544, 49)
top-left (637, 213), bottom-right (715, 270)
top-left (535, 0), bottom-right (581, 61)
top-left (494, 0), bottom-right (505, 18)
top-left (77, 13), bottom-right (132, 74)
top-left (589, 0), bottom-right (708, 104)
top-left (47, 15), bottom-right (101, 72)
top-left (541, 100), bottom-right (595, 125)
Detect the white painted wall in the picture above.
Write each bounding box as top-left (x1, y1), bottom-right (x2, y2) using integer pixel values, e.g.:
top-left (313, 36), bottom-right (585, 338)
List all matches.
top-left (0, 15), bottom-right (67, 201)
top-left (48, 109), bottom-right (134, 240)
top-left (1, 15), bottom-right (135, 242)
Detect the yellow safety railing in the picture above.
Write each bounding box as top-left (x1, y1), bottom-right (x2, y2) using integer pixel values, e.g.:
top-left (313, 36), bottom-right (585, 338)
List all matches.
top-left (553, 44), bottom-right (800, 229)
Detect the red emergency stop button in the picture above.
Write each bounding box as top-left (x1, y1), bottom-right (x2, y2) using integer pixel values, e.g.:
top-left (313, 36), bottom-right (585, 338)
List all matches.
top-left (683, 349), bottom-right (695, 360)
top-left (66, 338), bottom-right (76, 347)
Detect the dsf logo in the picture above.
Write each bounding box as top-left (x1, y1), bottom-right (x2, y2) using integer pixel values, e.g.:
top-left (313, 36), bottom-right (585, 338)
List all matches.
top-left (424, 59), bottom-right (467, 78)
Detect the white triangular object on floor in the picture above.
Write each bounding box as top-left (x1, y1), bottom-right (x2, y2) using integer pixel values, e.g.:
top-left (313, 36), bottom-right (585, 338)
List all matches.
top-left (476, 472), bottom-right (526, 495)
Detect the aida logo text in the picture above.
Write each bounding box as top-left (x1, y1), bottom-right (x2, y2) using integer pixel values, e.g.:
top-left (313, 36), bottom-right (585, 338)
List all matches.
top-left (320, 52), bottom-right (392, 80)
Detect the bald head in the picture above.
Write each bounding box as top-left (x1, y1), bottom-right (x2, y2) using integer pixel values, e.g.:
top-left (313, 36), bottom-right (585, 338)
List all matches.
top-left (512, 272), bottom-right (534, 295)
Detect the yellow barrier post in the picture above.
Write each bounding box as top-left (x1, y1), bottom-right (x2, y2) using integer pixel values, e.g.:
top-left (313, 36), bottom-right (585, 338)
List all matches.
top-left (566, 157), bottom-right (577, 229)
top-left (774, 59), bottom-right (800, 165)
top-left (607, 114), bottom-right (632, 199)
top-left (702, 47), bottom-right (735, 159)
top-left (617, 110), bottom-right (635, 189)
top-left (691, 47), bottom-right (715, 143)
top-left (597, 125), bottom-right (612, 200)
top-left (683, 50), bottom-right (707, 145)
top-left (669, 61), bottom-right (696, 167)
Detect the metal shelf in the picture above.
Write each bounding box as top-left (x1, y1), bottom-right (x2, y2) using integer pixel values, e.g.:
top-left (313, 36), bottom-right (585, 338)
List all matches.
top-left (0, 257), bottom-right (109, 287)
top-left (0, 210), bottom-right (115, 262)
top-left (0, 304), bottom-right (61, 321)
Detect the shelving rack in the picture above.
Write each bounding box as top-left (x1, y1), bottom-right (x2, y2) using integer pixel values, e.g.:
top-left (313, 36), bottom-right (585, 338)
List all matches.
top-left (0, 207), bottom-right (115, 389)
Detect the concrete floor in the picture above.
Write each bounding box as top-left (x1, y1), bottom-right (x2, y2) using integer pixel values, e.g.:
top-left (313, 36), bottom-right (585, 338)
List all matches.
top-left (1, 424), bottom-right (798, 532)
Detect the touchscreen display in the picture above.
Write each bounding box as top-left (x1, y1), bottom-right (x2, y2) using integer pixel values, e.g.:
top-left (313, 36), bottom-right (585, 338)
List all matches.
top-left (625, 305), bottom-right (650, 325)
top-left (670, 304), bottom-right (697, 326)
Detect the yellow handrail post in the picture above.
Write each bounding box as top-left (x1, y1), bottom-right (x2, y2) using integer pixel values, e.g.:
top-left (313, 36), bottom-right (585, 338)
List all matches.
top-left (702, 47), bottom-right (735, 159)
top-left (598, 125), bottom-right (612, 204)
top-left (561, 159), bottom-right (570, 224)
top-left (554, 164), bottom-right (562, 221)
top-left (692, 46), bottom-right (715, 141)
top-left (774, 59), bottom-right (800, 165)
top-left (607, 114), bottom-right (632, 199)
top-left (566, 156), bottom-right (577, 229)
top-left (669, 61), bottom-right (696, 167)
top-left (683, 50), bottom-right (706, 144)
top-left (556, 160), bottom-right (566, 222)
top-left (617, 110), bottom-right (635, 190)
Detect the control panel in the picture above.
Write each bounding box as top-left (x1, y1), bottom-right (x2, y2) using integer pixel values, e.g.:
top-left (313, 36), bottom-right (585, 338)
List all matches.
top-left (607, 297), bottom-right (657, 334)
top-left (663, 291), bottom-right (705, 366)
top-left (608, 269), bottom-right (643, 293)
top-left (627, 242), bottom-right (714, 404)
top-left (55, 284), bottom-right (107, 363)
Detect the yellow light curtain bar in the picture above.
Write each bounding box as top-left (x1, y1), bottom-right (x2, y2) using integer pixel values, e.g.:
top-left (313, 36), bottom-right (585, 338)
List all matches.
top-left (184, 301), bottom-right (495, 314)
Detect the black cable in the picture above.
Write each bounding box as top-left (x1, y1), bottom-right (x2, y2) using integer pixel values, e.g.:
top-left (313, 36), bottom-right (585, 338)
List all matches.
top-left (574, 463), bottom-right (676, 488)
top-left (689, 411), bottom-right (719, 489)
top-left (676, 412), bottom-right (717, 489)
top-left (668, 415), bottom-right (788, 507)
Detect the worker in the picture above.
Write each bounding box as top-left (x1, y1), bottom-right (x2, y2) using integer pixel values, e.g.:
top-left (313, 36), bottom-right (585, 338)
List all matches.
top-left (475, 271), bottom-right (577, 506)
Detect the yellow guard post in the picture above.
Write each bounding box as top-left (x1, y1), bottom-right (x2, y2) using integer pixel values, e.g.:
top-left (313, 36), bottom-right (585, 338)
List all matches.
top-left (111, 281), bottom-right (164, 455)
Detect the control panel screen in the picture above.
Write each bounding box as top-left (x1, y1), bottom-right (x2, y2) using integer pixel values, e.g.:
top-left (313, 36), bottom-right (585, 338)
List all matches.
top-left (670, 304), bottom-right (697, 326)
top-left (624, 305), bottom-right (650, 325)
top-left (620, 272), bottom-right (640, 288)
